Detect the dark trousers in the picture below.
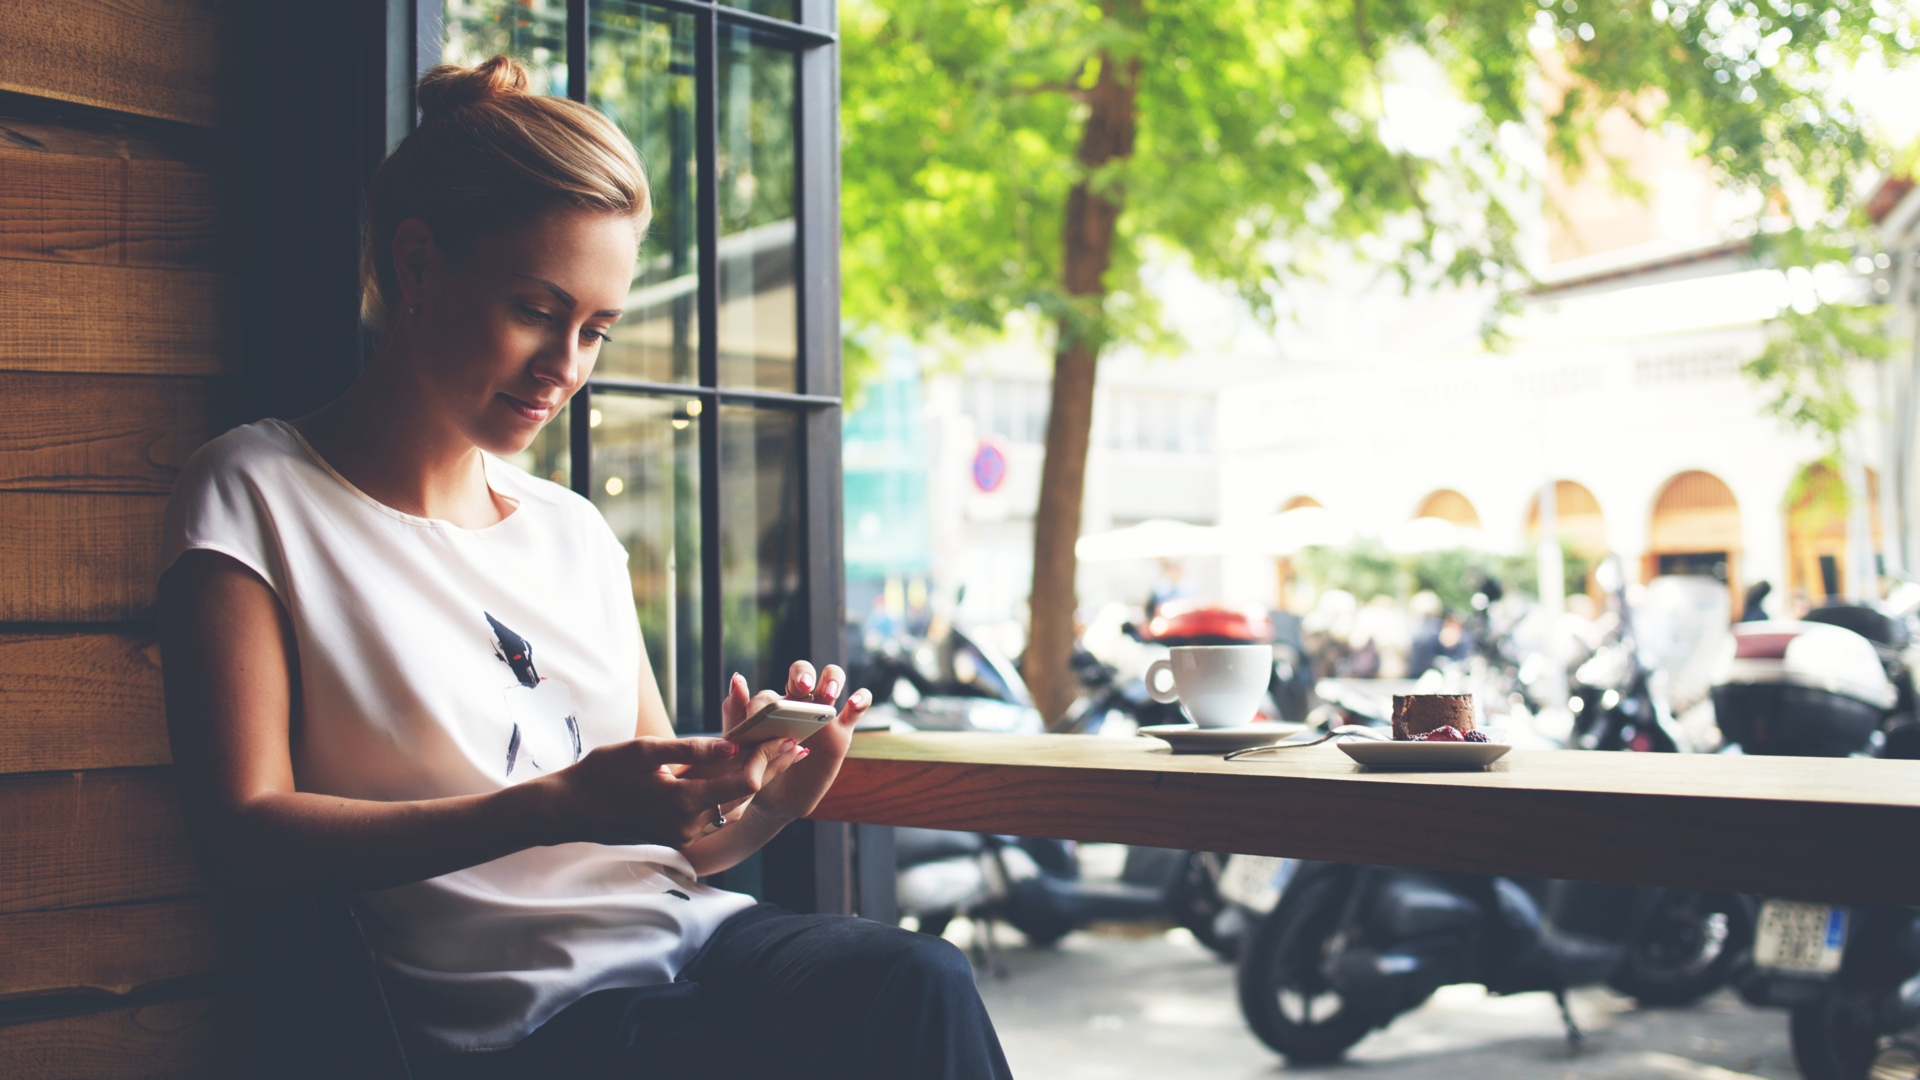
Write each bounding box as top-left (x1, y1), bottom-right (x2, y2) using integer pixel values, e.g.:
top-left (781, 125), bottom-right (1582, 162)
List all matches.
top-left (414, 904), bottom-right (1014, 1080)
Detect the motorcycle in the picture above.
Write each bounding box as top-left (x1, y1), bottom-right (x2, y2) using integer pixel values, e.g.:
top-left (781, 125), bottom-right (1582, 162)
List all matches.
top-left (1228, 858), bottom-right (1658, 1064)
top-left (1713, 606), bottom-right (1920, 1080)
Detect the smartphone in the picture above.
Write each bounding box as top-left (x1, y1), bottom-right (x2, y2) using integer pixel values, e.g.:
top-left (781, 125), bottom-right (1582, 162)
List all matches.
top-left (728, 699), bottom-right (836, 746)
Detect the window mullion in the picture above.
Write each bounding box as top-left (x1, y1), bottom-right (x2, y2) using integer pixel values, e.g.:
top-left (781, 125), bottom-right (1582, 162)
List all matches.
top-left (695, 6), bottom-right (725, 734)
top-left (567, 0), bottom-right (592, 498)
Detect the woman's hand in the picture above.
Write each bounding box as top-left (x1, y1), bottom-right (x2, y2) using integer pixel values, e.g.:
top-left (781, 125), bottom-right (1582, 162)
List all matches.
top-left (533, 734), bottom-right (796, 847)
top-left (720, 662), bottom-right (872, 825)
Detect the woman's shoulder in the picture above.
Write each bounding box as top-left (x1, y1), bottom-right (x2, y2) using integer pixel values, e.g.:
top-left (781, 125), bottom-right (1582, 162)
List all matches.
top-left (176, 419), bottom-right (311, 492)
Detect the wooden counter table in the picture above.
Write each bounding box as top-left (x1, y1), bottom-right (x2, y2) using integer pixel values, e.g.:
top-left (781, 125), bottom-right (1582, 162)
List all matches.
top-left (811, 732), bottom-right (1920, 906)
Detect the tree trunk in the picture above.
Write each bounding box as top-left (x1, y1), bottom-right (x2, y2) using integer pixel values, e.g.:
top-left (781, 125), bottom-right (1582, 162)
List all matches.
top-left (1023, 48), bottom-right (1139, 727)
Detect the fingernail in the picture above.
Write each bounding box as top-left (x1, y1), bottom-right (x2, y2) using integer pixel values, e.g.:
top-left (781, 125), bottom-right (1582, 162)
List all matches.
top-left (823, 680), bottom-right (841, 700)
top-left (799, 672), bottom-right (815, 690)
top-left (796, 747), bottom-right (811, 759)
top-left (852, 688), bottom-right (872, 708)
top-left (781, 739), bottom-right (797, 751)
top-left (719, 740), bottom-right (738, 758)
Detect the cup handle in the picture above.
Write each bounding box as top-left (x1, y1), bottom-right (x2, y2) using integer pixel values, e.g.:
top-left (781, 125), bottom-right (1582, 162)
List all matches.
top-left (1145, 659), bottom-right (1179, 704)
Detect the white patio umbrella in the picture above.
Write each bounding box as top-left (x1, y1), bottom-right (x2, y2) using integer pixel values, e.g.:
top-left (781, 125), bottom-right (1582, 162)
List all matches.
top-left (1226, 506), bottom-right (1357, 557)
top-left (1381, 516), bottom-right (1488, 554)
top-left (1075, 519), bottom-right (1228, 562)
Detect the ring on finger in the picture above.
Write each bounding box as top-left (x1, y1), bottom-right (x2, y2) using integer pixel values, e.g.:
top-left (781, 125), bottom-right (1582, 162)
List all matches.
top-left (713, 805), bottom-right (729, 828)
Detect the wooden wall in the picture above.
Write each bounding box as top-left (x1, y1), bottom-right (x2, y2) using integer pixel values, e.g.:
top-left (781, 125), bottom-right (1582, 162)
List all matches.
top-left (0, 2), bottom-right (242, 1074)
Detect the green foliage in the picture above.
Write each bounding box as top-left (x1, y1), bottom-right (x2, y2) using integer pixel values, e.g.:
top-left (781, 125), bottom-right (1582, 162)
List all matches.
top-left (1783, 456), bottom-right (1850, 523)
top-left (839, 0), bottom-right (1913, 360)
top-left (1744, 301), bottom-right (1888, 453)
top-left (1295, 540), bottom-right (1590, 612)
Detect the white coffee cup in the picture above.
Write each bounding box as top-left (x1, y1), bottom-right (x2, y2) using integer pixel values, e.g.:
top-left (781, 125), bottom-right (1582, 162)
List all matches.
top-left (1144, 644), bottom-right (1272, 728)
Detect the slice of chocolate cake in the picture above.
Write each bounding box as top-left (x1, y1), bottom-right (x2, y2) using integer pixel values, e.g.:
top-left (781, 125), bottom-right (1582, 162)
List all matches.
top-left (1391, 693), bottom-right (1476, 741)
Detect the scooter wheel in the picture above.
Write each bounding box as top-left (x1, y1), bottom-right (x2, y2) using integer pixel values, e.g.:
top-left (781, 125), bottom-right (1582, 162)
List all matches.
top-left (1237, 873), bottom-right (1376, 1064)
top-left (1606, 891), bottom-right (1751, 1007)
top-left (1790, 987), bottom-right (1880, 1080)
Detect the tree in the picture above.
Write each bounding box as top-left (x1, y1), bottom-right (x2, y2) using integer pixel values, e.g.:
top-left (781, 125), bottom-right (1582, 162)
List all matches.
top-left (839, 0), bottom-right (1913, 724)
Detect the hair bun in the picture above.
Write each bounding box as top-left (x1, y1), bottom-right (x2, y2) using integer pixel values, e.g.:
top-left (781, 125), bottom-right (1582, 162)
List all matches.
top-left (416, 57), bottom-right (531, 121)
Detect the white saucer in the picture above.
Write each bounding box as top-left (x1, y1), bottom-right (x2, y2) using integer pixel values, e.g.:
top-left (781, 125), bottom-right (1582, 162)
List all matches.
top-left (1338, 739), bottom-right (1511, 770)
top-left (1139, 723), bottom-right (1308, 754)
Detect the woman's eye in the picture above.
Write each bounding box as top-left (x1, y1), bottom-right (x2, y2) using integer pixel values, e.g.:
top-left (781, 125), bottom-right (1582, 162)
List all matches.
top-left (582, 328), bottom-right (612, 344)
top-left (518, 306), bottom-right (552, 323)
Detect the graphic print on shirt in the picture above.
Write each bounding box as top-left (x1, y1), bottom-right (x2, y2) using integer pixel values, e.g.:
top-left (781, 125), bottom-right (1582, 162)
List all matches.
top-left (486, 612), bottom-right (583, 778)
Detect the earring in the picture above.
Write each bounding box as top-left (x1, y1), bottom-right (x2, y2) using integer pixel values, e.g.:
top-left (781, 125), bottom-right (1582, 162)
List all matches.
top-left (408, 302), bottom-right (422, 316)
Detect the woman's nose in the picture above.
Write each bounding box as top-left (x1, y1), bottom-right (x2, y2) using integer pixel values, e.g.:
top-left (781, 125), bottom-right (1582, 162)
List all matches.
top-left (533, 336), bottom-right (587, 388)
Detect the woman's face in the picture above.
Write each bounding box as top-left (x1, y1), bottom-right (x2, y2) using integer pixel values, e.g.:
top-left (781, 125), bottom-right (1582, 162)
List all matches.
top-left (397, 207), bottom-right (638, 456)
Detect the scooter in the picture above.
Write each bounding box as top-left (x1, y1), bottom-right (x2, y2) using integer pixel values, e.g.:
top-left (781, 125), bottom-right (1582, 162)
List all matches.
top-left (895, 830), bottom-right (1229, 964)
top-left (866, 620), bottom-right (1229, 956)
top-left (1230, 859), bottom-right (1643, 1064)
top-left (1712, 607), bottom-right (1920, 1080)
top-left (848, 622), bottom-right (1045, 735)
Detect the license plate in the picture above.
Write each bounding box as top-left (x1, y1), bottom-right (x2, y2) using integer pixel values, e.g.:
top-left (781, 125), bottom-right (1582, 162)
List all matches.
top-left (1217, 856), bottom-right (1296, 914)
top-left (1754, 900), bottom-right (1848, 975)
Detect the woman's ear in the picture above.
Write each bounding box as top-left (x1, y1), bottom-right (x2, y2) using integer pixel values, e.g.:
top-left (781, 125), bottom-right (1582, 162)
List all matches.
top-left (390, 217), bottom-right (438, 309)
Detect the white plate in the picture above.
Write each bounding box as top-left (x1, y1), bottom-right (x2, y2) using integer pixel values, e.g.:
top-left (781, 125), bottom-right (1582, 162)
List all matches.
top-left (1754, 900), bottom-right (1847, 974)
top-left (1139, 723), bottom-right (1307, 754)
top-left (1338, 739), bottom-right (1511, 770)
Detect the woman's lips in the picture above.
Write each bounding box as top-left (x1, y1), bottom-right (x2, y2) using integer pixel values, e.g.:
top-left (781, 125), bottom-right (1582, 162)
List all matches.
top-left (499, 394), bottom-right (558, 422)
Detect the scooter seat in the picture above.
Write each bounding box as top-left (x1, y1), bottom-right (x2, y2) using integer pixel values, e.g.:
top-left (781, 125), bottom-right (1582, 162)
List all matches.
top-left (894, 827), bottom-right (986, 869)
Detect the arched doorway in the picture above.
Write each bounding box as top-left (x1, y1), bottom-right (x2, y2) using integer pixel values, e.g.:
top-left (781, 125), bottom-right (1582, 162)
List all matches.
top-left (1646, 470), bottom-right (1741, 617)
top-left (1786, 463), bottom-right (1882, 605)
top-left (1415, 489), bottom-right (1481, 529)
top-left (1526, 480), bottom-right (1607, 598)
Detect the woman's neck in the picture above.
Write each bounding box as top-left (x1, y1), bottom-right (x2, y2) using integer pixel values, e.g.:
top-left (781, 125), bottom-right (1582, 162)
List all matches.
top-left (292, 352), bottom-right (513, 529)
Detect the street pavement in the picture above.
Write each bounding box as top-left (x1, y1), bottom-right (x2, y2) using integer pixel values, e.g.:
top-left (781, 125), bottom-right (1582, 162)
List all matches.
top-left (957, 922), bottom-right (1798, 1079)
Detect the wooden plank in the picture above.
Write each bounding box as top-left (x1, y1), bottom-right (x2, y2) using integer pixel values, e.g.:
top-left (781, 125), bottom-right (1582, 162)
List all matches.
top-left (0, 899), bottom-right (221, 1001)
top-left (0, 997), bottom-right (229, 1079)
top-left (0, 145), bottom-right (232, 270)
top-left (0, 493), bottom-right (167, 623)
top-left (0, 769), bottom-right (199, 914)
top-left (0, 1), bottom-right (236, 129)
top-left (0, 632), bottom-right (169, 775)
top-left (0, 260), bottom-right (241, 377)
top-left (814, 732), bottom-right (1920, 906)
top-left (0, 110), bottom-right (222, 165)
top-left (0, 373), bottom-right (237, 494)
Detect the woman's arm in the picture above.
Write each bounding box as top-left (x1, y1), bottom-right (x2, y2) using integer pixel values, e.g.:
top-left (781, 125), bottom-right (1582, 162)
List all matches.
top-left (159, 550), bottom-right (771, 901)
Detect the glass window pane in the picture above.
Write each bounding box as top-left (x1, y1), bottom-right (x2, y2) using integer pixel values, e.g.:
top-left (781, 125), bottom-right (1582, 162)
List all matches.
top-left (592, 393), bottom-right (705, 731)
top-left (441, 0), bottom-right (569, 94)
top-left (721, 406), bottom-right (806, 694)
top-left (717, 27), bottom-right (799, 391)
top-left (589, 2), bottom-right (699, 384)
top-left (722, 0), bottom-right (798, 22)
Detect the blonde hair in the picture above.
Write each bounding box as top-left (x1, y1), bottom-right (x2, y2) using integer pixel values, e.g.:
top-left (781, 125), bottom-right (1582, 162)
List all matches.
top-left (360, 56), bottom-right (650, 331)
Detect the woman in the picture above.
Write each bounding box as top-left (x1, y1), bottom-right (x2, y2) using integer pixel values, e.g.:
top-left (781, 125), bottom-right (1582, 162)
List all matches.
top-left (159, 57), bottom-right (1011, 1079)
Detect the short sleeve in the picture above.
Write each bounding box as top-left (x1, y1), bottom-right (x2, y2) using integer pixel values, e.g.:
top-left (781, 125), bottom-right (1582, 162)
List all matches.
top-left (159, 425), bottom-right (290, 600)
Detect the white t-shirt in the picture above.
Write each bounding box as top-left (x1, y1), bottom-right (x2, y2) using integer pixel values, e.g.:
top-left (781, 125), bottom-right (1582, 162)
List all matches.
top-left (160, 419), bottom-right (755, 1053)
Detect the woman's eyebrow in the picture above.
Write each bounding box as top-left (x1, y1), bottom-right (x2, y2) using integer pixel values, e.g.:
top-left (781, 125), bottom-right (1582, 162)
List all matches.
top-left (512, 274), bottom-right (624, 319)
